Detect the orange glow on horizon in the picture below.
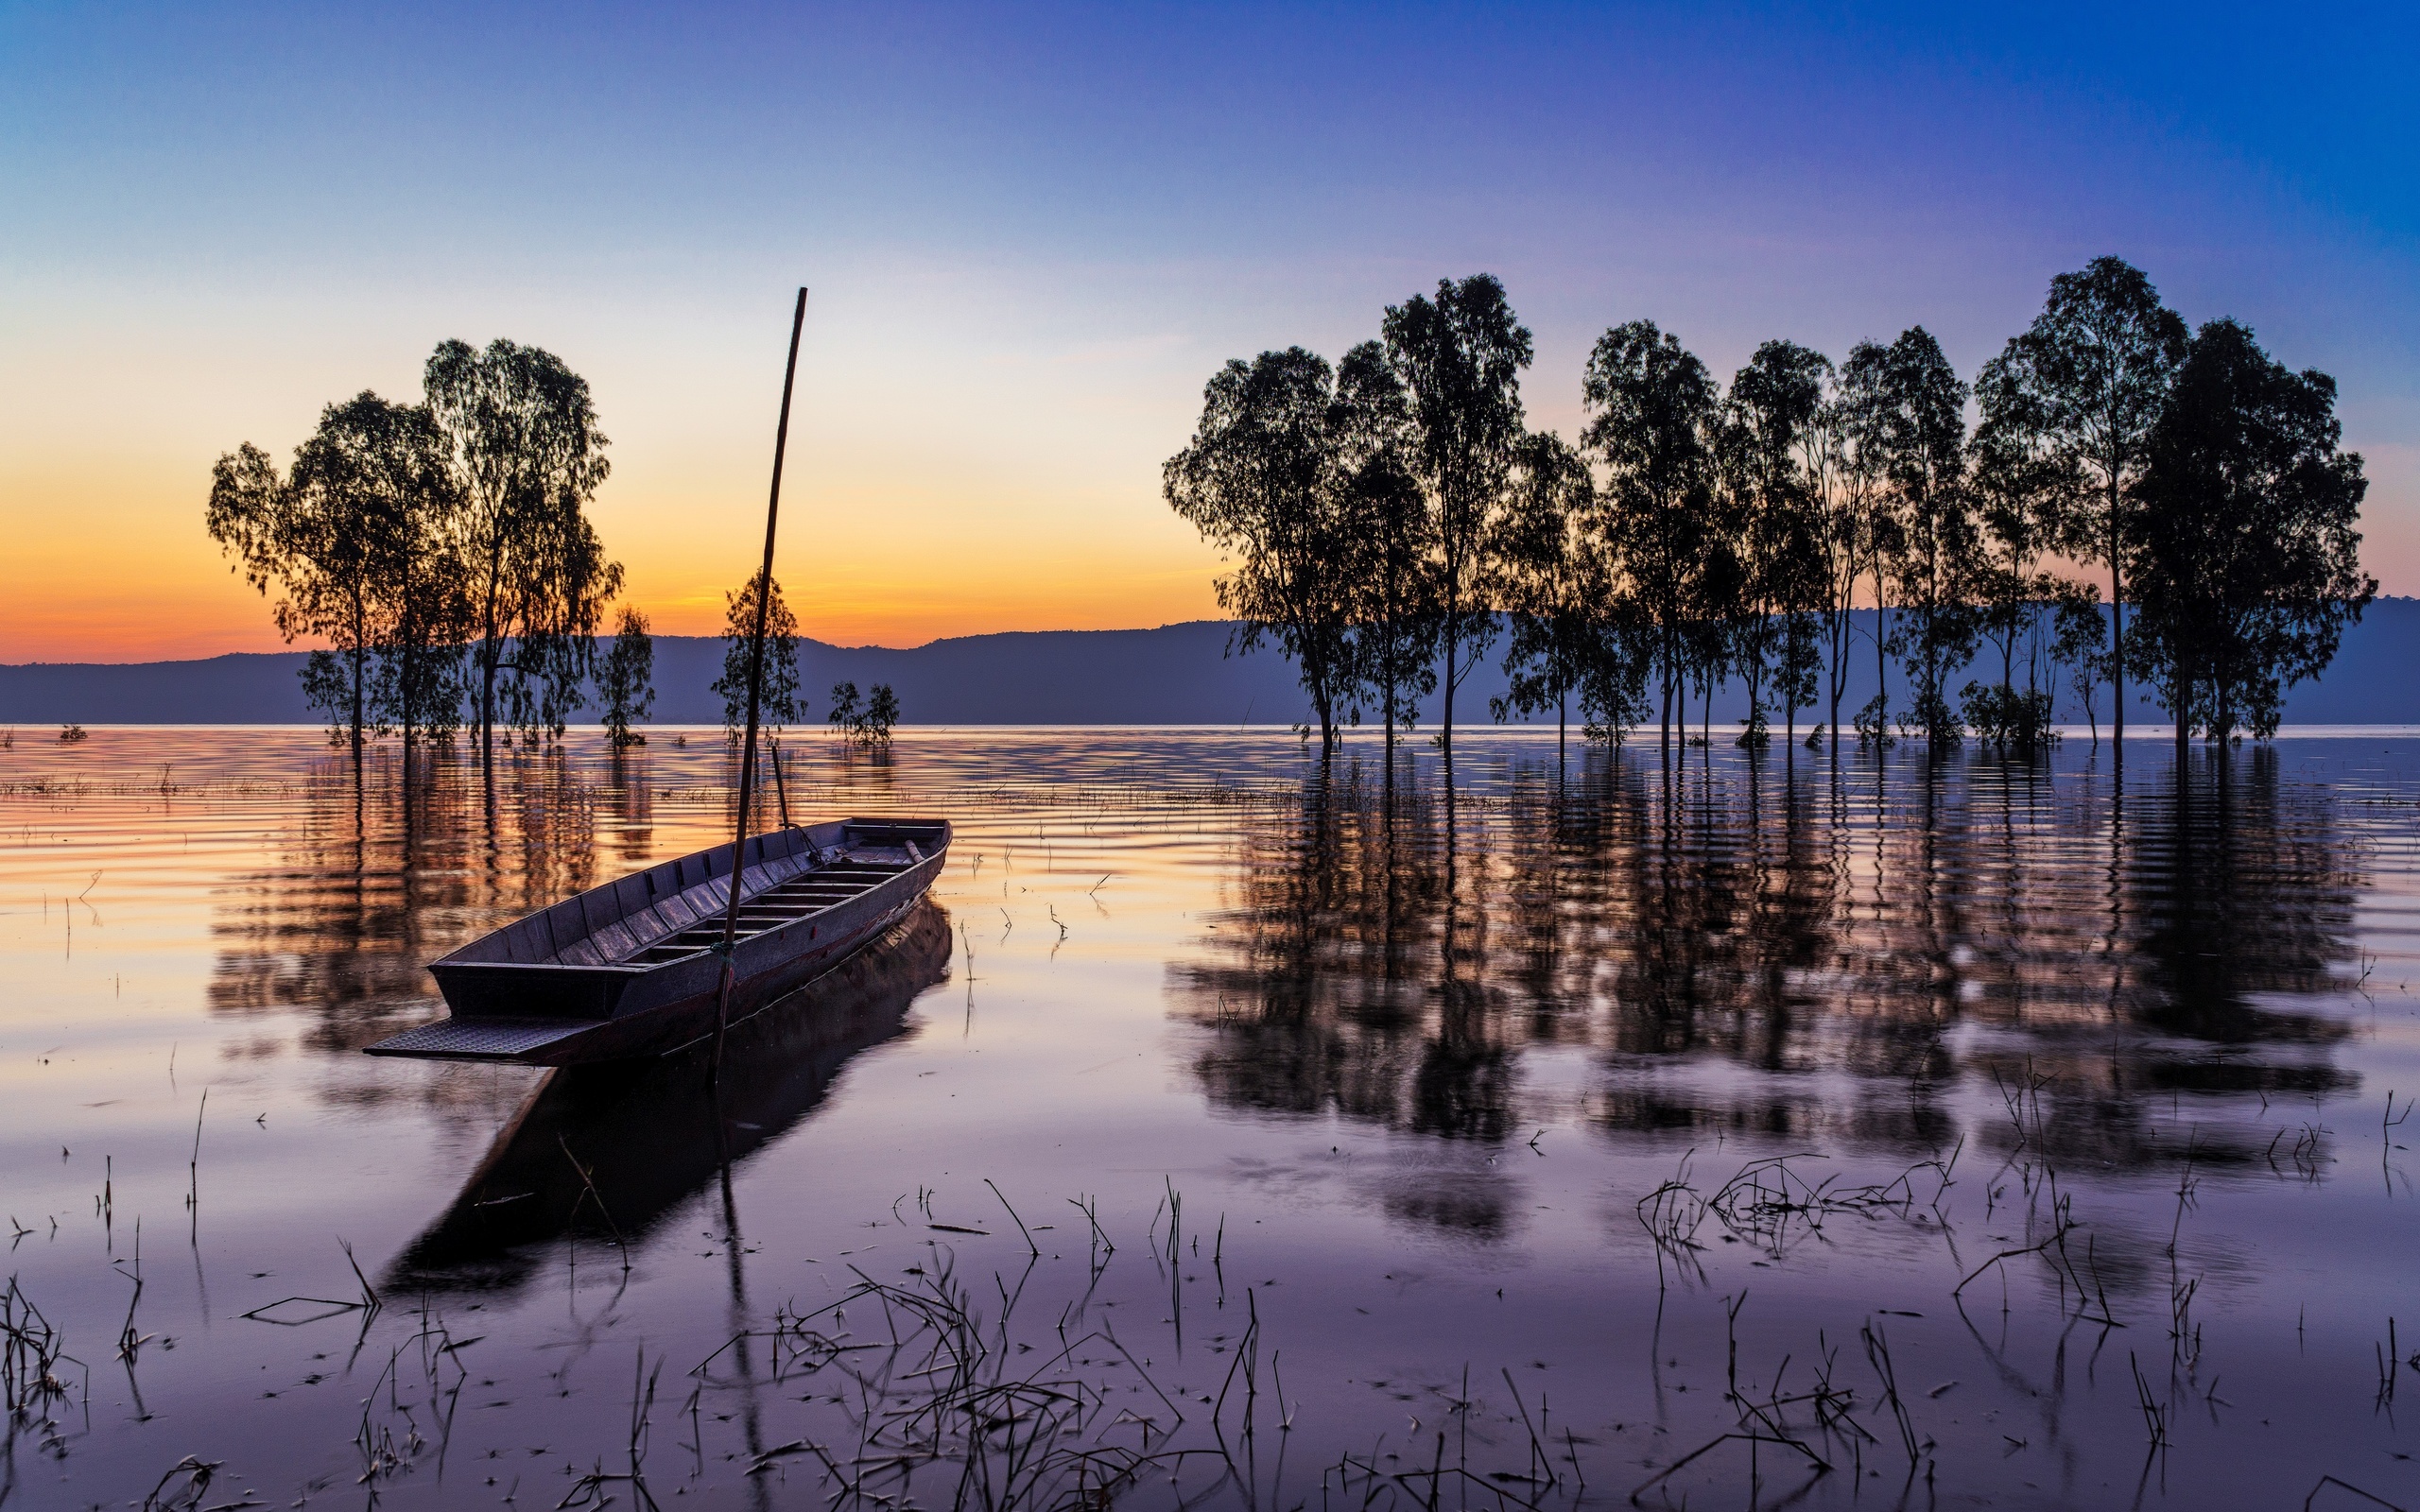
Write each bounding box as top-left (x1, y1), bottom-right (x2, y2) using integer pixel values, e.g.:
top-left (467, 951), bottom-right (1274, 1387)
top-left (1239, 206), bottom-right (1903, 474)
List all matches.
top-left (0, 460), bottom-right (1230, 664)
top-left (4, 385), bottom-right (2410, 667)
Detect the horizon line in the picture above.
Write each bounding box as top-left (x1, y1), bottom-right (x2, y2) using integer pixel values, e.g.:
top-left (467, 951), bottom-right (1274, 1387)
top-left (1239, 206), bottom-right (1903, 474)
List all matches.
top-left (13, 596), bottom-right (2420, 671)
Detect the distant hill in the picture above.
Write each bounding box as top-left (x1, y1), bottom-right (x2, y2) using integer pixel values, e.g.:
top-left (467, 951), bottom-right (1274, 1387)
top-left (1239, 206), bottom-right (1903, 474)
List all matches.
top-left (5, 603), bottom-right (2417, 727)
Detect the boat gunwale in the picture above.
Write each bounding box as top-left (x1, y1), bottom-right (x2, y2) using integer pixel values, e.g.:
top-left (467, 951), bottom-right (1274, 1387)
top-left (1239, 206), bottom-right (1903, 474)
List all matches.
top-left (435, 816), bottom-right (948, 975)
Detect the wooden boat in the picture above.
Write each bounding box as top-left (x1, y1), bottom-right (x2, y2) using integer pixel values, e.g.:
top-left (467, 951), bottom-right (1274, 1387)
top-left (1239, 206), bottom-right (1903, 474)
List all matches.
top-left (366, 816), bottom-right (950, 1065)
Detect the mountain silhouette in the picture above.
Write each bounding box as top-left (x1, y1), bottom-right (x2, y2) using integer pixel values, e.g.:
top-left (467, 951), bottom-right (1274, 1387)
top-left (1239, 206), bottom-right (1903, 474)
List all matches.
top-left (6, 606), bottom-right (2416, 727)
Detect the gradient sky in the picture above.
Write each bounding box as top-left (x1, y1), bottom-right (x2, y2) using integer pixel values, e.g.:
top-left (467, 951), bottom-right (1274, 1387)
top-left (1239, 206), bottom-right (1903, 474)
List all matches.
top-left (4, 1), bottom-right (2414, 662)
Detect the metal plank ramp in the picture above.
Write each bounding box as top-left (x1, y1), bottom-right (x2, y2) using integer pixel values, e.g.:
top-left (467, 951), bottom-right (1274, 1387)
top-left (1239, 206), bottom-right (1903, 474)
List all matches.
top-left (365, 1017), bottom-right (598, 1061)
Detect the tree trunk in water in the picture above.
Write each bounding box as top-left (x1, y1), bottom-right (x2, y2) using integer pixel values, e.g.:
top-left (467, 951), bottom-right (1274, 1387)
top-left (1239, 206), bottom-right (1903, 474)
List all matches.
top-left (1383, 659), bottom-right (1395, 763)
top-left (1874, 597), bottom-right (1888, 732)
top-left (2110, 502), bottom-right (2126, 749)
top-left (1442, 616), bottom-right (1458, 781)
top-left (1660, 629), bottom-right (1673, 755)
top-left (1828, 586), bottom-right (1848, 753)
top-left (479, 643), bottom-right (498, 768)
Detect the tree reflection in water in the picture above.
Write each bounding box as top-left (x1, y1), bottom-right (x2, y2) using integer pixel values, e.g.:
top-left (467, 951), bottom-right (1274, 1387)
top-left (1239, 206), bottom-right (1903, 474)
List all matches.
top-left (200, 741), bottom-right (678, 1054)
top-left (1173, 744), bottom-right (2363, 1187)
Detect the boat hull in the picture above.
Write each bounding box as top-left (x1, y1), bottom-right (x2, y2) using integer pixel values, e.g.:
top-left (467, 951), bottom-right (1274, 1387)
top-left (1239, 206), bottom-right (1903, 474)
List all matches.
top-left (367, 816), bottom-right (950, 1065)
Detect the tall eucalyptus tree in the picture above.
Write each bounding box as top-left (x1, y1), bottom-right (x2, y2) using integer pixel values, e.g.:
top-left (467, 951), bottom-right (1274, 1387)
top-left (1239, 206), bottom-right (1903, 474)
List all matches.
top-left (1802, 356), bottom-right (1882, 748)
top-left (424, 338), bottom-right (622, 760)
top-left (1968, 357), bottom-right (2083, 745)
top-left (1331, 342), bottom-right (1437, 758)
top-left (1166, 347), bottom-right (1362, 751)
top-left (2129, 319), bottom-right (2373, 747)
top-left (206, 392), bottom-right (467, 762)
top-left (350, 399), bottom-right (473, 765)
top-left (1979, 258), bottom-right (2188, 747)
top-left (1490, 430), bottom-right (1604, 763)
top-left (1832, 342), bottom-right (1904, 744)
top-left (1381, 275), bottom-right (1532, 765)
top-left (1720, 340), bottom-right (1829, 747)
top-left (1582, 319), bottom-right (1720, 753)
top-left (1866, 328), bottom-right (1976, 746)
top-left (207, 438), bottom-right (376, 755)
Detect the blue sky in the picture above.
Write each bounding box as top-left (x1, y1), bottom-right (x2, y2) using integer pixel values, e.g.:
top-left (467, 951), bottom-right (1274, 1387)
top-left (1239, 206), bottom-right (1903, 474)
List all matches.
top-left (4, 1), bottom-right (2413, 655)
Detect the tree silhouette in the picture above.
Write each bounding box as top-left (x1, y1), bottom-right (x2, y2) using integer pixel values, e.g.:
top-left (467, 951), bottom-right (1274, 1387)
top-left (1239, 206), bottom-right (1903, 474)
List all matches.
top-left (1866, 328), bottom-right (1975, 746)
top-left (1801, 354), bottom-right (1882, 748)
top-left (1490, 430), bottom-right (1604, 763)
top-left (424, 338), bottom-right (621, 759)
top-left (2129, 319), bottom-right (2374, 745)
top-left (207, 438), bottom-right (378, 754)
top-left (1152, 253), bottom-right (2372, 759)
top-left (1582, 319), bottom-right (1719, 751)
top-left (826, 681), bottom-right (902, 743)
top-left (1979, 258), bottom-right (2188, 748)
top-left (598, 607), bottom-right (656, 747)
top-left (1719, 340), bottom-right (1830, 747)
top-left (2051, 581), bottom-right (2110, 744)
top-left (714, 574), bottom-right (803, 735)
top-left (1830, 344), bottom-right (1903, 745)
top-left (1382, 275), bottom-right (1532, 766)
top-left (866, 684), bottom-right (901, 739)
top-left (1967, 353), bottom-right (2081, 746)
top-left (1165, 347), bottom-right (1363, 750)
top-left (1331, 342), bottom-right (1438, 756)
top-left (361, 401), bottom-right (474, 765)
top-left (207, 392), bottom-right (467, 762)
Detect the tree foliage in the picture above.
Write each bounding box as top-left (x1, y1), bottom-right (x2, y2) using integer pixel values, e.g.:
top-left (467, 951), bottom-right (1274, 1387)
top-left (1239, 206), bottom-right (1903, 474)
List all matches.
top-left (1718, 340), bottom-right (1830, 746)
top-left (1382, 275), bottom-right (1532, 755)
top-left (1582, 319), bottom-right (1720, 747)
top-left (1866, 327), bottom-right (1976, 745)
top-left (828, 681), bottom-right (901, 744)
top-left (1491, 431), bottom-right (1605, 753)
top-left (715, 574), bottom-right (803, 735)
top-left (1979, 257), bottom-right (2188, 742)
top-left (2128, 319), bottom-right (2374, 742)
top-left (598, 606), bottom-right (656, 747)
top-left (425, 338), bottom-right (622, 751)
top-left (1333, 341), bottom-right (1439, 750)
top-left (206, 392), bottom-right (469, 757)
top-left (1164, 347), bottom-right (1365, 749)
top-left (1156, 258), bottom-right (2373, 767)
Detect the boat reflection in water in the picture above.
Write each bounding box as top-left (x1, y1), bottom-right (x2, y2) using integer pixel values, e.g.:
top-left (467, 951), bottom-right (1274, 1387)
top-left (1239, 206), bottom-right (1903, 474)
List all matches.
top-left (390, 899), bottom-right (952, 1292)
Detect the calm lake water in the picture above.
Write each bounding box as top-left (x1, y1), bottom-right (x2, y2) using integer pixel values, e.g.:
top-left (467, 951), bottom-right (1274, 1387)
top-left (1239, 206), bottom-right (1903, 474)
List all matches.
top-left (2, 726), bottom-right (2416, 1511)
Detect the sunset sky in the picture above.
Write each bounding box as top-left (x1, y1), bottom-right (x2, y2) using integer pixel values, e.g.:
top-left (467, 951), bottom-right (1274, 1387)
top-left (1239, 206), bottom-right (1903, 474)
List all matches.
top-left (4, 2), bottom-right (2414, 663)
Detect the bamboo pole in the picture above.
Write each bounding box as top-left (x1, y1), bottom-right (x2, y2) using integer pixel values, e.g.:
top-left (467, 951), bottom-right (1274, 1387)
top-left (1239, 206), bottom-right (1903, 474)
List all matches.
top-left (713, 286), bottom-right (808, 1074)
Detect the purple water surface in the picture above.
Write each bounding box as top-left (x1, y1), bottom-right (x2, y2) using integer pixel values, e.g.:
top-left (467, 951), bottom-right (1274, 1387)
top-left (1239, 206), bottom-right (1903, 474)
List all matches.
top-left (1, 726), bottom-right (2415, 1510)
